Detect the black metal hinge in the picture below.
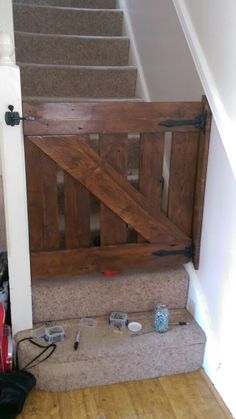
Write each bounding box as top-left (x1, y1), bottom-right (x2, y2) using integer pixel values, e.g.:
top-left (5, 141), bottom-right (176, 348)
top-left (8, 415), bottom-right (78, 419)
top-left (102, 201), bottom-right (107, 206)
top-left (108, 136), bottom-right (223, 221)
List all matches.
top-left (159, 112), bottom-right (207, 132)
top-left (5, 105), bottom-right (35, 127)
top-left (153, 246), bottom-right (194, 258)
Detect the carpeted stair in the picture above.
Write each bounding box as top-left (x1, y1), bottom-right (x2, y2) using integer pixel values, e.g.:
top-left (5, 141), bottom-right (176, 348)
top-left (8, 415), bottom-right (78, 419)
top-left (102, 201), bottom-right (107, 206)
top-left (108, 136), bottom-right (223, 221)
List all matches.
top-left (13, 0), bottom-right (206, 391)
top-left (14, 269), bottom-right (207, 392)
top-left (13, 0), bottom-right (139, 101)
top-left (31, 268), bottom-right (189, 323)
top-left (16, 309), bottom-right (205, 392)
top-left (15, 268), bottom-right (206, 391)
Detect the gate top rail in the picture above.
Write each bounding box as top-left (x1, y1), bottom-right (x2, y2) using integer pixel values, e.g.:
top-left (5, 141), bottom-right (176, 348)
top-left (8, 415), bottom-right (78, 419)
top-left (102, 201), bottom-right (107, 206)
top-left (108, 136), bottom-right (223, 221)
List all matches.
top-left (23, 101), bottom-right (203, 136)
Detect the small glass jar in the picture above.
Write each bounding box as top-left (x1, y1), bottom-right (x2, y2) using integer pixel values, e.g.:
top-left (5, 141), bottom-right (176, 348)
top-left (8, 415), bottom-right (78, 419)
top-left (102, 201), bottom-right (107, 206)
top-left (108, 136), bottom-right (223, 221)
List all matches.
top-left (154, 304), bottom-right (169, 333)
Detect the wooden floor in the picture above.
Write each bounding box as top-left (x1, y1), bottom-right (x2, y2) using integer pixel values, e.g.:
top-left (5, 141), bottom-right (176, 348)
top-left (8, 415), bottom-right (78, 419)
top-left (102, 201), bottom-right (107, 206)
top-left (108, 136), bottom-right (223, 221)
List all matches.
top-left (18, 370), bottom-right (232, 419)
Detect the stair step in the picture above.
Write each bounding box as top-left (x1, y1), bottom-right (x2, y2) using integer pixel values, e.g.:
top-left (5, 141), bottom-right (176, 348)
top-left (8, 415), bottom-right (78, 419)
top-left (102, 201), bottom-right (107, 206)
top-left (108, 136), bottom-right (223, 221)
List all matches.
top-left (13, 0), bottom-right (117, 8)
top-left (15, 309), bottom-right (206, 391)
top-left (32, 268), bottom-right (189, 322)
top-left (13, 4), bottom-right (123, 36)
top-left (15, 32), bottom-right (130, 66)
top-left (19, 63), bottom-right (137, 98)
top-left (22, 96), bottom-right (143, 102)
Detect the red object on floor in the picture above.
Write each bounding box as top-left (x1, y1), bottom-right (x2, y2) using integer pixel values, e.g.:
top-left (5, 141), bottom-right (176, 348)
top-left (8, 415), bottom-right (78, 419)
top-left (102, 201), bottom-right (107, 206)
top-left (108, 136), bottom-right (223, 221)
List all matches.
top-left (102, 271), bottom-right (119, 277)
top-left (0, 303), bottom-right (13, 372)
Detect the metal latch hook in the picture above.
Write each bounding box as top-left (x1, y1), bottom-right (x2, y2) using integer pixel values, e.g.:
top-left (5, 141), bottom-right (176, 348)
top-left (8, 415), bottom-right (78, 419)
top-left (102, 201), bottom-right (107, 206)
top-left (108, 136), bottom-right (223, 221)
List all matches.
top-left (5, 105), bottom-right (35, 127)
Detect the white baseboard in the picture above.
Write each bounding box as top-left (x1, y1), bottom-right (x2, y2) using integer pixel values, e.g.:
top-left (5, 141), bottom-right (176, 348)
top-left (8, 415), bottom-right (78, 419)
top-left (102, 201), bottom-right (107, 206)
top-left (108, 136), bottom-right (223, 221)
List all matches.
top-left (185, 263), bottom-right (236, 417)
top-left (185, 263), bottom-right (221, 378)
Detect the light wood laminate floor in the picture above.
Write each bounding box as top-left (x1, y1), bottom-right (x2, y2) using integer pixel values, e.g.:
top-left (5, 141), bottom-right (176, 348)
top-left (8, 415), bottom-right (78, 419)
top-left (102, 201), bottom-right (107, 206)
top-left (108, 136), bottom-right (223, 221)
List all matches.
top-left (18, 370), bottom-right (232, 419)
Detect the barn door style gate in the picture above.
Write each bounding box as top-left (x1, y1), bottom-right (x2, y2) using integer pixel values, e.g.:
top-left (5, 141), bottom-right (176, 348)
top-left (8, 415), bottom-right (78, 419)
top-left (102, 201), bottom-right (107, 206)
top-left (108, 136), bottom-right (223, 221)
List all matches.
top-left (23, 97), bottom-right (211, 280)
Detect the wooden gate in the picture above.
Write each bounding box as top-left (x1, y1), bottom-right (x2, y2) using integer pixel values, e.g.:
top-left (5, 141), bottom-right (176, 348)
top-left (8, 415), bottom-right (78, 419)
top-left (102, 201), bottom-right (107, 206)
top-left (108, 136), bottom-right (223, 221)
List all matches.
top-left (23, 97), bottom-right (211, 279)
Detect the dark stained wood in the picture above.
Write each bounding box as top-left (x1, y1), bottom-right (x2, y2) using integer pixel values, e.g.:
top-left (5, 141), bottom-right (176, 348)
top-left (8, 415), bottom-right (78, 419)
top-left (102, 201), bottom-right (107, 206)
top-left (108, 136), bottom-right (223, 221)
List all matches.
top-left (23, 101), bottom-right (202, 136)
top-left (25, 138), bottom-right (44, 251)
top-left (192, 96), bottom-right (212, 268)
top-left (40, 153), bottom-right (60, 250)
top-left (64, 173), bottom-right (90, 248)
top-left (25, 139), bottom-right (60, 251)
top-left (100, 134), bottom-right (128, 245)
top-left (30, 240), bottom-right (191, 279)
top-left (168, 132), bottom-right (199, 236)
top-left (139, 133), bottom-right (164, 242)
top-left (28, 135), bottom-right (189, 244)
top-left (23, 99), bottom-right (211, 278)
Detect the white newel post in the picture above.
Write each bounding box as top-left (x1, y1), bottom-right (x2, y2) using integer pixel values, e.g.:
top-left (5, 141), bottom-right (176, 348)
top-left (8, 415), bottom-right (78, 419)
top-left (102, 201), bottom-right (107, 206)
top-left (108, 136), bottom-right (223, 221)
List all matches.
top-left (0, 31), bottom-right (33, 334)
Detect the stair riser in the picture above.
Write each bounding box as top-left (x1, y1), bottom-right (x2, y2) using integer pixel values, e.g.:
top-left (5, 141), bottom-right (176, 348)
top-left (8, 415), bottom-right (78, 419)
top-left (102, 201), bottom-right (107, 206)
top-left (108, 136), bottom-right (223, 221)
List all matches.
top-left (14, 5), bottom-right (123, 36)
top-left (13, 0), bottom-right (117, 8)
top-left (20, 66), bottom-right (137, 98)
top-left (30, 345), bottom-right (205, 391)
top-left (32, 269), bottom-right (189, 322)
top-left (15, 33), bottom-right (130, 66)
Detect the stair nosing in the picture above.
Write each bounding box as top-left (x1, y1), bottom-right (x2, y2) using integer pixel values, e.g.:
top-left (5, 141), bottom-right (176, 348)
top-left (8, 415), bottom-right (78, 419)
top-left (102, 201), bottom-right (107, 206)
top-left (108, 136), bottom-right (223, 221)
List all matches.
top-left (17, 309), bottom-right (207, 360)
top-left (14, 3), bottom-right (122, 12)
top-left (22, 96), bottom-right (143, 102)
top-left (18, 63), bottom-right (137, 71)
top-left (15, 31), bottom-right (129, 41)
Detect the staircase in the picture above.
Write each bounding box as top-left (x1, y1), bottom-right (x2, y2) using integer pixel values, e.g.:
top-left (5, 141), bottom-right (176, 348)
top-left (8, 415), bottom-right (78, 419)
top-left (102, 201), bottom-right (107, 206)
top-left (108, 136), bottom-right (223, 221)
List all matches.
top-left (16, 268), bottom-right (205, 392)
top-left (13, 0), bottom-right (206, 391)
top-left (13, 0), bottom-right (140, 101)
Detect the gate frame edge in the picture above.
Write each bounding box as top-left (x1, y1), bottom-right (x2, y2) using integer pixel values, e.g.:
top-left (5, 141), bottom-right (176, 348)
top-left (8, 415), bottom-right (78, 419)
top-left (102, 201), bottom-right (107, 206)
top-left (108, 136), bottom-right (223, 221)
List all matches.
top-left (0, 37), bottom-right (33, 334)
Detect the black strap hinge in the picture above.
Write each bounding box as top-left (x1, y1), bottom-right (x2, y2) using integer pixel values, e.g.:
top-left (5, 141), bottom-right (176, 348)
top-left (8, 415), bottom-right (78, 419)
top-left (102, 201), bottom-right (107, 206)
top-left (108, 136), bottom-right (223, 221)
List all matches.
top-left (153, 246), bottom-right (194, 258)
top-left (5, 105), bottom-right (35, 127)
top-left (159, 113), bottom-right (207, 131)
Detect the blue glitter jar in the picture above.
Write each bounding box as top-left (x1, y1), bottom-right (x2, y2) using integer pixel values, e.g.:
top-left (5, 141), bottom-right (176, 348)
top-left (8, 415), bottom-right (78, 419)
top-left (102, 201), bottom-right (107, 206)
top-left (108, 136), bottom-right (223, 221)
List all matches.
top-left (154, 304), bottom-right (169, 333)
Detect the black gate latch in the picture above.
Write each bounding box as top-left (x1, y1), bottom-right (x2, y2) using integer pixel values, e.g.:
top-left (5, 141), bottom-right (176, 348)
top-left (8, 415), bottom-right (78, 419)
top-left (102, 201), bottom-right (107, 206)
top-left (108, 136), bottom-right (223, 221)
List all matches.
top-left (5, 105), bottom-right (35, 127)
top-left (153, 246), bottom-right (194, 258)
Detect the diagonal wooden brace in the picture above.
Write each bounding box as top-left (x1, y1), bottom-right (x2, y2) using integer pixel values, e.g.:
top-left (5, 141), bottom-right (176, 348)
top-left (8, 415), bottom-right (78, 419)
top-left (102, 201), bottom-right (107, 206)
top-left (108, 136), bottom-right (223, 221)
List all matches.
top-left (28, 135), bottom-right (190, 244)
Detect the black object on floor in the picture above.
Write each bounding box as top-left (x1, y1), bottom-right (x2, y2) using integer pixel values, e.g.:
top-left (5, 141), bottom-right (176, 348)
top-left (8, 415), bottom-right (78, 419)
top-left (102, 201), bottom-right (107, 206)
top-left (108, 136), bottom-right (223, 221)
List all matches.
top-left (0, 253), bottom-right (8, 288)
top-left (0, 370), bottom-right (36, 419)
top-left (0, 252), bottom-right (11, 326)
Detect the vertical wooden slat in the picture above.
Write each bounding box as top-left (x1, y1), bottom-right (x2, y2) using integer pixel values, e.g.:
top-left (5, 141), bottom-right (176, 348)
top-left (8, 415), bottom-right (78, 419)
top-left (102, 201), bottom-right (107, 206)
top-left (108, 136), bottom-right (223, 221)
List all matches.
top-left (100, 134), bottom-right (128, 245)
top-left (64, 174), bottom-right (90, 248)
top-left (40, 152), bottom-right (60, 250)
top-left (192, 96), bottom-right (212, 268)
top-left (168, 131), bottom-right (199, 237)
top-left (25, 138), bottom-right (60, 251)
top-left (25, 138), bottom-right (44, 251)
top-left (139, 132), bottom-right (165, 218)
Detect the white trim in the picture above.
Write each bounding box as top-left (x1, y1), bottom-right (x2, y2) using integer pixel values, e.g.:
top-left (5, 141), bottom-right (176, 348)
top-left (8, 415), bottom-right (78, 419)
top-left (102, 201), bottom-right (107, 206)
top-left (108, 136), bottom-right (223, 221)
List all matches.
top-left (118, 0), bottom-right (150, 101)
top-left (185, 263), bottom-right (221, 377)
top-left (172, 0), bottom-right (236, 178)
top-left (185, 262), bottom-right (236, 418)
top-left (0, 37), bottom-right (32, 334)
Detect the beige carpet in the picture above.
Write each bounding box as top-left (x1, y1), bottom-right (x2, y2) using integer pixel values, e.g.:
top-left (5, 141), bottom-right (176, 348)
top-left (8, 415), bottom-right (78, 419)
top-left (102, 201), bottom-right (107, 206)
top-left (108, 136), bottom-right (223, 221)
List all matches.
top-left (15, 309), bottom-right (206, 391)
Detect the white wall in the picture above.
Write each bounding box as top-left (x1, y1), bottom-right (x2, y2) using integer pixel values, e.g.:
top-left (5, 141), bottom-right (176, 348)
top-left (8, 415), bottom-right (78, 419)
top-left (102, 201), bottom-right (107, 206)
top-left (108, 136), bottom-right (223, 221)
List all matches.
top-left (186, 119), bottom-right (236, 417)
top-left (171, 2), bottom-right (236, 416)
top-left (120, 0), bottom-right (203, 101)
top-left (172, 0), bottom-right (236, 178)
